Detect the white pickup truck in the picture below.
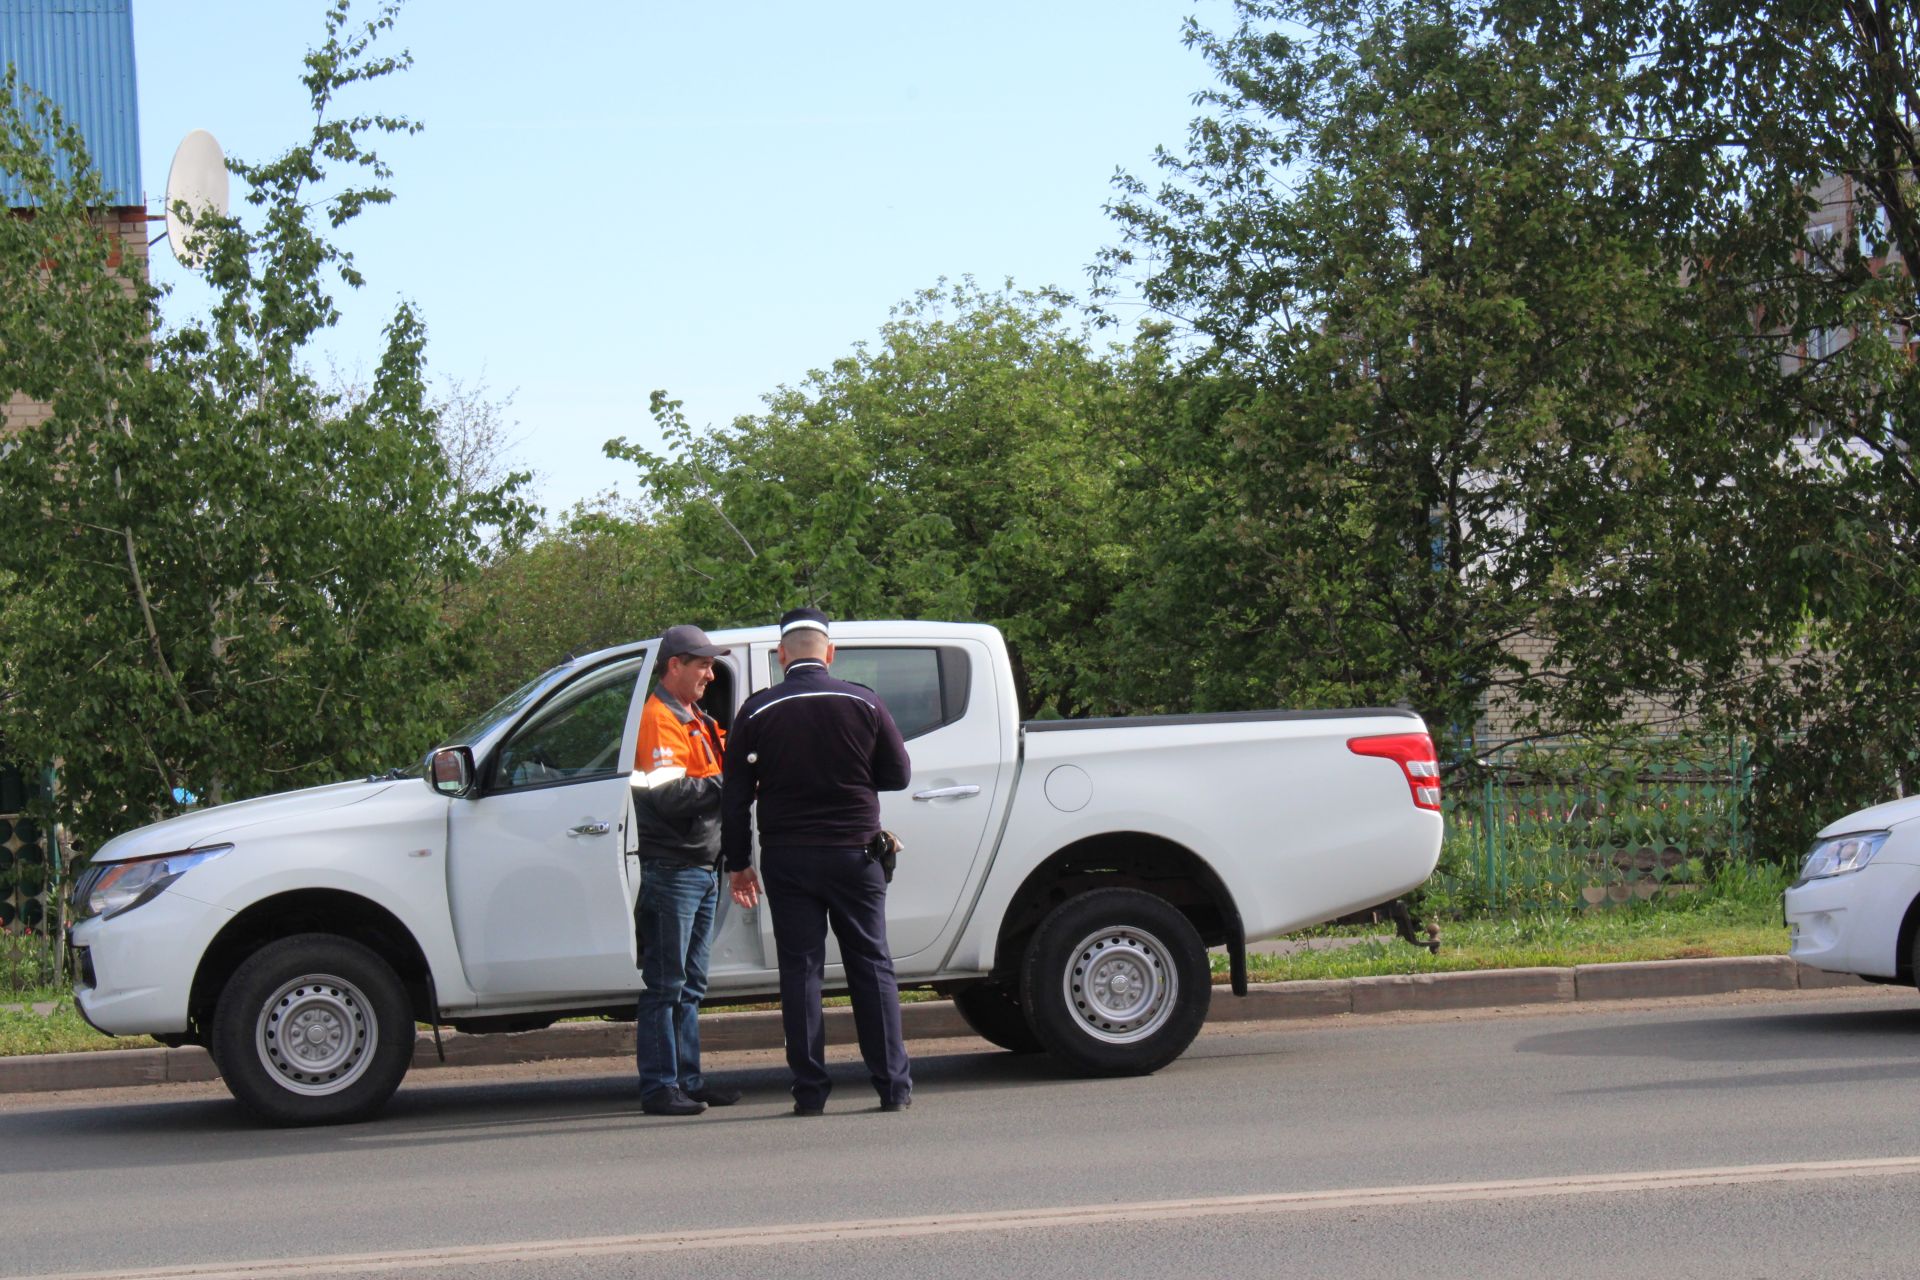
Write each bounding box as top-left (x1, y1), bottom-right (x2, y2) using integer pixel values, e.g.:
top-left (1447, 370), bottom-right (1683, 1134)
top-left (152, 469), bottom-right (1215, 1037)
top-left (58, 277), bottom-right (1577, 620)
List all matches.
top-left (68, 621), bottom-right (1443, 1125)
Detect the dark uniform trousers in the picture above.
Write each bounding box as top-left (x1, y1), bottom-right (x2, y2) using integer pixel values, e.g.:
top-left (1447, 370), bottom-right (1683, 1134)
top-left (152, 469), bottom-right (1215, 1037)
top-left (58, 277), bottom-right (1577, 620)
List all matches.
top-left (760, 844), bottom-right (912, 1109)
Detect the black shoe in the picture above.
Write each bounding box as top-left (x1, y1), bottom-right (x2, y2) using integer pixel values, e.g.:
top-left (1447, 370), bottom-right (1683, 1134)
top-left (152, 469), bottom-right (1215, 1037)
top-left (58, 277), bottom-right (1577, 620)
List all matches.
top-left (687, 1085), bottom-right (741, 1107)
top-left (791, 1102), bottom-right (825, 1117)
top-left (641, 1087), bottom-right (707, 1117)
top-left (880, 1097), bottom-right (912, 1113)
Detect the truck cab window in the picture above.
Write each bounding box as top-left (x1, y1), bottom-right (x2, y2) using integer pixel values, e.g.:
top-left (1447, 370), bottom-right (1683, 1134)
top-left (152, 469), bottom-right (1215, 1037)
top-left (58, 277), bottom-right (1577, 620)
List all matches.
top-left (488, 655), bottom-right (645, 791)
top-left (770, 646), bottom-right (969, 741)
top-left (695, 656), bottom-right (738, 731)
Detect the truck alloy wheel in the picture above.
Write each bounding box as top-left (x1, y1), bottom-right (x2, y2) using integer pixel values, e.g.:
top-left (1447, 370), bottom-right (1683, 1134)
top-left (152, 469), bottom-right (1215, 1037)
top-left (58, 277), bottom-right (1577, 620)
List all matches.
top-left (210, 934), bottom-right (414, 1126)
top-left (951, 982), bottom-right (1043, 1054)
top-left (1020, 888), bottom-right (1210, 1076)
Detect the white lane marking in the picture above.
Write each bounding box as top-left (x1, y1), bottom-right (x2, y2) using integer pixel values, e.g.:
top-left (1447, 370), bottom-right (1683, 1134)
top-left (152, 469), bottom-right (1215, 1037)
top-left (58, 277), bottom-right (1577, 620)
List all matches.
top-left (28, 1157), bottom-right (1920, 1279)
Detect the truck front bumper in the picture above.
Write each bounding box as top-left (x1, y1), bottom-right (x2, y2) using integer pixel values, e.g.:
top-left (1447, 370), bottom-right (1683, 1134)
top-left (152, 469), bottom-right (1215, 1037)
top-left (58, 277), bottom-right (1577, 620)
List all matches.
top-left (70, 891), bottom-right (234, 1037)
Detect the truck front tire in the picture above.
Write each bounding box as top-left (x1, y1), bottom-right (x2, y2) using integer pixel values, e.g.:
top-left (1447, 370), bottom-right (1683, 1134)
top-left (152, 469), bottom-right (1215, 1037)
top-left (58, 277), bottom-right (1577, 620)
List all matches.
top-left (209, 934), bottom-right (414, 1126)
top-left (952, 982), bottom-right (1044, 1053)
top-left (1020, 888), bottom-right (1210, 1076)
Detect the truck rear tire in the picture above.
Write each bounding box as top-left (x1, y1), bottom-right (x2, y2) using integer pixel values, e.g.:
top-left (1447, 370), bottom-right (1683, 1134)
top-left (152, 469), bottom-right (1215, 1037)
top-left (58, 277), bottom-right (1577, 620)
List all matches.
top-left (952, 982), bottom-right (1043, 1054)
top-left (1019, 888), bottom-right (1210, 1076)
top-left (209, 934), bottom-right (414, 1127)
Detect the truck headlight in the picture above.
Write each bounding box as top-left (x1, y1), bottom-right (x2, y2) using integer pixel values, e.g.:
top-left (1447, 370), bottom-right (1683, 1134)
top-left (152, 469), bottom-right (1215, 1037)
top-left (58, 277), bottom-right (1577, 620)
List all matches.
top-left (1797, 832), bottom-right (1890, 883)
top-left (73, 845), bottom-right (233, 920)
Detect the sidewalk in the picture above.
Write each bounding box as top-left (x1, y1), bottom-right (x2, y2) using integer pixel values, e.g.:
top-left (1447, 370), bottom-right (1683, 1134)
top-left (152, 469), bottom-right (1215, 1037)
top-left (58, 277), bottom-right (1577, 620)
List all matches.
top-left (0, 955), bottom-right (1881, 1096)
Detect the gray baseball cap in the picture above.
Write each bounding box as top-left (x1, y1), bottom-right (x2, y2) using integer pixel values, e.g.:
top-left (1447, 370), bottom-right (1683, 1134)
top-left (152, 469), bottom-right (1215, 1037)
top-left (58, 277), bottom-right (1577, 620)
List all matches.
top-left (658, 624), bottom-right (731, 661)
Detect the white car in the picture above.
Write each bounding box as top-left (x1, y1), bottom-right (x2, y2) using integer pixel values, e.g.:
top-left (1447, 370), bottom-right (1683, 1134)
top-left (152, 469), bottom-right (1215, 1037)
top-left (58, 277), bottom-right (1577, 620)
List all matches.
top-left (1784, 795), bottom-right (1920, 984)
top-left (68, 620), bottom-right (1443, 1125)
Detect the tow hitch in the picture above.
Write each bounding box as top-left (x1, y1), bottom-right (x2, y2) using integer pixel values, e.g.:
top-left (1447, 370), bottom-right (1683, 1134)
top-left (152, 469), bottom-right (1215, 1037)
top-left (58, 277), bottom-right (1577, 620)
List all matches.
top-left (1334, 898), bottom-right (1441, 954)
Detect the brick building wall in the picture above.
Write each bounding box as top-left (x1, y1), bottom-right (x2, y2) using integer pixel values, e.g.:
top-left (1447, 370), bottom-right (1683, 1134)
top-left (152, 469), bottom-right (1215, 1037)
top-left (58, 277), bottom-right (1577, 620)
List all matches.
top-left (1475, 629), bottom-right (1709, 746)
top-left (0, 204), bottom-right (149, 439)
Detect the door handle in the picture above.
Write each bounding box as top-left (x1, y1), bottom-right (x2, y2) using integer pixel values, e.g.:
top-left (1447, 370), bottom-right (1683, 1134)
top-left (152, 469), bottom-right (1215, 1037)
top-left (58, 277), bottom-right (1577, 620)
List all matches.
top-left (913, 785), bottom-right (981, 801)
top-left (568, 821), bottom-right (612, 837)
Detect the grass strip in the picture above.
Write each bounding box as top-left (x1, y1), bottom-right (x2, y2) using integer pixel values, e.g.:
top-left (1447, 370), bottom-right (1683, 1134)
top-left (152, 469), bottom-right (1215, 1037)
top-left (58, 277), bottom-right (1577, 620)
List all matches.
top-left (1217, 898), bottom-right (1788, 983)
top-left (0, 998), bottom-right (161, 1057)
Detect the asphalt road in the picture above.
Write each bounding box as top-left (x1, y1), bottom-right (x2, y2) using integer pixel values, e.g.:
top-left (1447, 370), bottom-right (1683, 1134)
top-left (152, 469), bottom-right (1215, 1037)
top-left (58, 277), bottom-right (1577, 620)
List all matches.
top-left (5, 986), bottom-right (1920, 1280)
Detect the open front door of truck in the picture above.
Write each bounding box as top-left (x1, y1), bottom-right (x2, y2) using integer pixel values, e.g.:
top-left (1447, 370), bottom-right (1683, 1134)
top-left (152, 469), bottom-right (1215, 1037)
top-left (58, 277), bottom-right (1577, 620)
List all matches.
top-left (446, 653), bottom-right (651, 998)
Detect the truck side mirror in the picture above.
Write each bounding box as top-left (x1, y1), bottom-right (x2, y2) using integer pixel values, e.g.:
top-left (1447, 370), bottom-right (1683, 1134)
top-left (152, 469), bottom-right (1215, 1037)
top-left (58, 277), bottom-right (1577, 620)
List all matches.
top-left (428, 746), bottom-right (475, 798)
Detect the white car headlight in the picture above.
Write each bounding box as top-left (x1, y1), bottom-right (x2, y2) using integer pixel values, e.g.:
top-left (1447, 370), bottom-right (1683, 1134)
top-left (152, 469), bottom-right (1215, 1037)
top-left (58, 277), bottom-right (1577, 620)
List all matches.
top-left (75, 844), bottom-right (233, 920)
top-left (1797, 832), bottom-right (1890, 882)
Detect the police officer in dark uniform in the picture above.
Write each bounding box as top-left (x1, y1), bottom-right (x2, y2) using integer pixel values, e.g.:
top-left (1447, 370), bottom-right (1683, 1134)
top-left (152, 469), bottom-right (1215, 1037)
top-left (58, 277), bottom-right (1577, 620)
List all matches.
top-left (723, 607), bottom-right (914, 1115)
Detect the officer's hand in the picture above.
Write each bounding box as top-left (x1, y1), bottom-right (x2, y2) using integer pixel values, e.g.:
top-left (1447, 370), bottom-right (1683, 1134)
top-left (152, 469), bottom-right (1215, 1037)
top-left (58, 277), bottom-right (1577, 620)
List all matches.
top-left (729, 868), bottom-right (761, 909)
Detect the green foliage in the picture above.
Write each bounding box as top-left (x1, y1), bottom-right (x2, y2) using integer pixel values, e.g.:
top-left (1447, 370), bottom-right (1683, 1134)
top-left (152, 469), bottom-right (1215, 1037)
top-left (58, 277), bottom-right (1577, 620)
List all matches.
top-left (608, 279), bottom-right (1147, 716)
top-left (1097, 0), bottom-right (1719, 750)
top-left (1491, 0), bottom-right (1920, 855)
top-left (0, 996), bottom-right (159, 1054)
top-left (0, 930), bottom-right (57, 993)
top-left (444, 498), bottom-right (682, 718)
top-left (1435, 734), bottom-right (1756, 912)
top-left (1232, 861), bottom-right (1793, 984)
top-left (0, 2), bottom-right (535, 854)
top-left (1227, 900), bottom-right (1788, 982)
top-left (1698, 856), bottom-right (1797, 915)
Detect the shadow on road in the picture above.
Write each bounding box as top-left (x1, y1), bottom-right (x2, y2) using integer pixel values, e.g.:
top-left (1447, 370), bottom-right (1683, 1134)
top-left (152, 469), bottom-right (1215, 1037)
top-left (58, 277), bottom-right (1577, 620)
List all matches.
top-left (1516, 1005), bottom-right (1920, 1063)
top-left (0, 1045), bottom-right (1081, 1170)
top-left (1512, 1001), bottom-right (1920, 1094)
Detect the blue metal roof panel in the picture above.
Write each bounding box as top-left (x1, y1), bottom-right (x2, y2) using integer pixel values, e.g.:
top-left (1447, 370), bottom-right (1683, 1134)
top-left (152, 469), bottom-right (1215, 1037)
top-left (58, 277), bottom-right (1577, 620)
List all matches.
top-left (0, 0), bottom-right (142, 207)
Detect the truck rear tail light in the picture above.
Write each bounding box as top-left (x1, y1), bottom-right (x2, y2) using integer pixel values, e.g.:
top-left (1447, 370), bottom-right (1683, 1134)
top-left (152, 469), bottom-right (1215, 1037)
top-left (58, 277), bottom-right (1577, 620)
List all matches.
top-left (1348, 733), bottom-right (1443, 811)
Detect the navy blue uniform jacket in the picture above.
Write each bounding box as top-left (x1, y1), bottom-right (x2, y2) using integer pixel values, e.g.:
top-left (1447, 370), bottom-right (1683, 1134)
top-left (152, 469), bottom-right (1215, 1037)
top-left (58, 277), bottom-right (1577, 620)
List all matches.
top-left (721, 659), bottom-right (912, 872)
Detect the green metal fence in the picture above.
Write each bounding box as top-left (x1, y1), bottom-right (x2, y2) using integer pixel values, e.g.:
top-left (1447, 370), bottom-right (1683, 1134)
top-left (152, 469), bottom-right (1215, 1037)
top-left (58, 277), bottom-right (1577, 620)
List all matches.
top-left (1433, 736), bottom-right (1755, 912)
top-left (0, 760), bottom-right (68, 992)
top-left (0, 760), bottom-right (55, 934)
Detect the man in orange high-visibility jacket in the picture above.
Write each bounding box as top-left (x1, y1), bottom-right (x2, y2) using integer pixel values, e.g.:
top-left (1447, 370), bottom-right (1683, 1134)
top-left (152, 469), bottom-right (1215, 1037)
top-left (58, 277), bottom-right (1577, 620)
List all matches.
top-left (632, 624), bottom-right (738, 1117)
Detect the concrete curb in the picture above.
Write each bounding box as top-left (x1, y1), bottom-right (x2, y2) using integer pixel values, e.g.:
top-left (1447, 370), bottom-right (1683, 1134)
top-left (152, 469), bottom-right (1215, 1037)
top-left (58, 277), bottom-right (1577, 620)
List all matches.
top-left (0, 958), bottom-right (1877, 1097)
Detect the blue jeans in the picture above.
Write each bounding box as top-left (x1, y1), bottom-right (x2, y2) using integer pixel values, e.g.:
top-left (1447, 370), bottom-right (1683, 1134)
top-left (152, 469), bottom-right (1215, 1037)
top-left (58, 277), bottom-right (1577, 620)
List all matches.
top-left (635, 858), bottom-right (718, 1098)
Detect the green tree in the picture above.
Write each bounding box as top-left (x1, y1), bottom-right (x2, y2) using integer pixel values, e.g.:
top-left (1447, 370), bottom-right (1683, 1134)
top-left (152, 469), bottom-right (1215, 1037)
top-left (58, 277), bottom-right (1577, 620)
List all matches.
top-left (607, 280), bottom-right (1144, 717)
top-left (445, 498), bottom-right (685, 716)
top-left (0, 1), bottom-right (533, 852)
top-left (1497, 0), bottom-right (1920, 850)
top-left (1098, 0), bottom-right (1729, 753)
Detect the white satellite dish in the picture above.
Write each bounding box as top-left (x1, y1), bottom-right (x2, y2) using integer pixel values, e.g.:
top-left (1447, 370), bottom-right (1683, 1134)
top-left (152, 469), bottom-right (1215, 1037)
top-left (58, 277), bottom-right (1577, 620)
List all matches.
top-left (163, 130), bottom-right (229, 267)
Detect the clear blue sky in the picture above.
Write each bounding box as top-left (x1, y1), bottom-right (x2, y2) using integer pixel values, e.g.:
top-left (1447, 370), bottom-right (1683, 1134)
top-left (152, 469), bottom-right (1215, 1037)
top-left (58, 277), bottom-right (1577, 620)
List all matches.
top-left (132, 1), bottom-right (1228, 518)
